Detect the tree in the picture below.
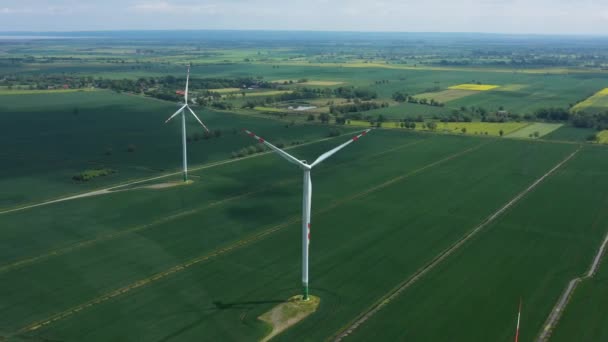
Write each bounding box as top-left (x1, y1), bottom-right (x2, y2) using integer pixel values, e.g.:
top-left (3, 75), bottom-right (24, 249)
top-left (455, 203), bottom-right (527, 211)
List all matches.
top-left (461, 127), bottom-right (467, 134)
top-left (427, 121), bottom-right (437, 130)
top-left (307, 114), bottom-right (315, 121)
top-left (586, 133), bottom-right (599, 142)
top-left (533, 131), bottom-right (540, 138)
top-left (499, 129), bottom-right (504, 137)
top-left (319, 113), bottom-right (330, 124)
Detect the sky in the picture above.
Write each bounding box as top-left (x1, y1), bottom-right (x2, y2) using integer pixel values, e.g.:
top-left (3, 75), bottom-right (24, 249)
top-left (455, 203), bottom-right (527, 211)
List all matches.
top-left (1, 0), bottom-right (608, 35)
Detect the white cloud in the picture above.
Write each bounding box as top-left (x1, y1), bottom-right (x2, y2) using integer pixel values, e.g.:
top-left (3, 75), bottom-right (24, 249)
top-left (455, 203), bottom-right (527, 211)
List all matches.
top-left (0, 7), bottom-right (34, 14)
top-left (130, 1), bottom-right (219, 14)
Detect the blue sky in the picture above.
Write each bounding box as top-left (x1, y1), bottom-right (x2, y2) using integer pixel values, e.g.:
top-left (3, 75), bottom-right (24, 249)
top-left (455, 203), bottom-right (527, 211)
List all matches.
top-left (1, 0), bottom-right (607, 35)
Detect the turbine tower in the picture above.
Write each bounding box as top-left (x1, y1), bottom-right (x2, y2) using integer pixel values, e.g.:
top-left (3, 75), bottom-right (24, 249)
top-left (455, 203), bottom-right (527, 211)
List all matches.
top-left (244, 128), bottom-right (371, 300)
top-left (165, 64), bottom-right (209, 182)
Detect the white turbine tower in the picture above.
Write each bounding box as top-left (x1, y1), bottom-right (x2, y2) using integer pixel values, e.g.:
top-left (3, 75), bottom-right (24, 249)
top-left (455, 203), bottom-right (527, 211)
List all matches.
top-left (165, 64), bottom-right (210, 182)
top-left (244, 128), bottom-right (371, 300)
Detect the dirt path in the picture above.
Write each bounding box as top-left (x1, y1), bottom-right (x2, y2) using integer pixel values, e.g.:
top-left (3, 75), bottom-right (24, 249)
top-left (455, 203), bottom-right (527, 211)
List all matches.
top-left (332, 147), bottom-right (581, 342)
top-left (12, 142), bottom-right (483, 337)
top-left (259, 295), bottom-right (320, 342)
top-left (536, 230), bottom-right (608, 341)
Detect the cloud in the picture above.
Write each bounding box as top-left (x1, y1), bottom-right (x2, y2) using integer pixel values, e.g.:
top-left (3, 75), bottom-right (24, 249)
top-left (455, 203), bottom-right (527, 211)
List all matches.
top-left (0, 7), bottom-right (34, 14)
top-left (130, 1), bottom-right (219, 14)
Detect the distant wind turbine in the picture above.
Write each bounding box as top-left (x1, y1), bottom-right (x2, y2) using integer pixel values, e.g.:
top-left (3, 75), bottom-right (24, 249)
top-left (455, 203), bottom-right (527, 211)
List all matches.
top-left (165, 64), bottom-right (209, 182)
top-left (515, 298), bottom-right (522, 342)
top-left (244, 128), bottom-right (371, 300)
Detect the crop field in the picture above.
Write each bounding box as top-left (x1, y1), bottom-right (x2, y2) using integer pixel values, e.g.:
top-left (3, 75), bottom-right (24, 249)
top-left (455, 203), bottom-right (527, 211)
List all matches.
top-left (427, 122), bottom-right (529, 136)
top-left (544, 126), bottom-right (597, 142)
top-left (0, 88), bottom-right (97, 95)
top-left (2, 125), bottom-right (604, 342)
top-left (3, 32), bottom-right (608, 342)
top-left (507, 122), bottom-right (563, 138)
top-left (551, 254), bottom-right (608, 342)
top-left (413, 89), bottom-right (478, 102)
top-left (448, 83), bottom-right (500, 91)
top-left (0, 91), bottom-right (348, 208)
top-left (348, 146), bottom-right (608, 342)
top-left (572, 88), bottom-right (608, 112)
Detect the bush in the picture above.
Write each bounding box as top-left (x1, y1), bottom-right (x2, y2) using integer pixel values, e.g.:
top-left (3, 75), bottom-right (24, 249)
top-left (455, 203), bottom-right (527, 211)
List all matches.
top-left (73, 168), bottom-right (116, 182)
top-left (328, 128), bottom-right (341, 137)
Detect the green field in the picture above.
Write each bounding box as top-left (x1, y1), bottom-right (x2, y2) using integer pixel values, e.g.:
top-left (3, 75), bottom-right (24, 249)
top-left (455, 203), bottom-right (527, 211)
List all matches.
top-left (507, 122), bottom-right (563, 138)
top-left (0, 91), bottom-right (349, 208)
top-left (552, 254), bottom-right (608, 341)
top-left (2, 130), bottom-right (602, 341)
top-left (544, 126), bottom-right (597, 142)
top-left (348, 147), bottom-right (608, 342)
top-left (2, 32), bottom-right (608, 341)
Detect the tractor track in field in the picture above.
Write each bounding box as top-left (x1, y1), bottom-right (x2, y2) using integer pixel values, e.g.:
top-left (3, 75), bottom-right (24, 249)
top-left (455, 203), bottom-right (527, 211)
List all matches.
top-left (0, 139), bottom-right (425, 276)
top-left (13, 141), bottom-right (482, 337)
top-left (332, 147), bottom-right (581, 342)
top-left (536, 228), bottom-right (608, 341)
top-left (0, 131), bottom-right (367, 216)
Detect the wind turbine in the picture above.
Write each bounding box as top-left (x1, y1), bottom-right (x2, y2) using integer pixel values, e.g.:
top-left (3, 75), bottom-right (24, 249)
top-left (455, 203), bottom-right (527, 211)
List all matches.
top-left (514, 298), bottom-right (522, 342)
top-left (244, 128), bottom-right (371, 300)
top-left (165, 64), bottom-right (209, 182)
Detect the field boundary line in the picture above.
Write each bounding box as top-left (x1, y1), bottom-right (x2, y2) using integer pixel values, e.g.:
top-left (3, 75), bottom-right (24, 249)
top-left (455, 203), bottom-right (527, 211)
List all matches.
top-left (13, 141), bottom-right (481, 336)
top-left (536, 230), bottom-right (608, 341)
top-left (332, 147), bottom-right (581, 342)
top-left (0, 190), bottom-right (258, 275)
top-left (0, 131), bottom-right (363, 215)
top-left (0, 139), bottom-right (425, 275)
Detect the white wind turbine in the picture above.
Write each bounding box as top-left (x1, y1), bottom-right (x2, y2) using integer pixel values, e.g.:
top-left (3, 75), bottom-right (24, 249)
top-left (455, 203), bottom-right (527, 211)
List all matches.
top-left (165, 64), bottom-right (210, 182)
top-left (244, 128), bottom-right (371, 300)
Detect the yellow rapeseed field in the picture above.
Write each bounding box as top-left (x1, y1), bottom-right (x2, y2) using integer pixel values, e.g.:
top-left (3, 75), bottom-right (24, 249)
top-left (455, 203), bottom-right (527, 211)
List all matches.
top-left (597, 130), bottom-right (608, 144)
top-left (448, 84), bottom-right (500, 91)
top-left (572, 88), bottom-right (608, 112)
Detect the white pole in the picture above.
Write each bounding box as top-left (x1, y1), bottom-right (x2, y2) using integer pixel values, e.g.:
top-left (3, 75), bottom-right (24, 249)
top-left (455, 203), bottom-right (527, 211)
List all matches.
top-left (302, 169), bottom-right (311, 300)
top-left (182, 111), bottom-right (188, 182)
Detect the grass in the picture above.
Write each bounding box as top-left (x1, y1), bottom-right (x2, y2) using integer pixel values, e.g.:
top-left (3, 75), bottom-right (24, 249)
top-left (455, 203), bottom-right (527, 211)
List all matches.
top-left (348, 146), bottom-right (608, 342)
top-left (507, 122), bottom-right (563, 138)
top-left (254, 106), bottom-right (285, 113)
top-left (208, 87), bottom-right (242, 93)
top-left (448, 84), bottom-right (500, 91)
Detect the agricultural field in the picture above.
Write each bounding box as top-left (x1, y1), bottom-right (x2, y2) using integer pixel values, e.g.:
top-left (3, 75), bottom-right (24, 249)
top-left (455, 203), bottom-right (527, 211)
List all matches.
top-left (448, 83), bottom-right (500, 91)
top-left (551, 254), bottom-right (608, 342)
top-left (0, 90), bottom-right (348, 208)
top-left (2, 31), bottom-right (608, 342)
top-left (571, 88), bottom-right (608, 112)
top-left (348, 147), bottom-right (608, 342)
top-left (507, 123), bottom-right (563, 139)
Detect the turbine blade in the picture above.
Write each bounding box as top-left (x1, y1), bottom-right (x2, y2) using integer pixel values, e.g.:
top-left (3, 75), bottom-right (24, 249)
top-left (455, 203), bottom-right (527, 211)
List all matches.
top-left (184, 64), bottom-right (190, 103)
top-left (165, 104), bottom-right (187, 123)
top-left (243, 129), bottom-right (305, 167)
top-left (310, 129), bottom-right (371, 168)
top-left (186, 106), bottom-right (210, 132)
